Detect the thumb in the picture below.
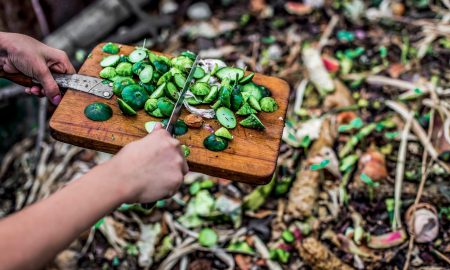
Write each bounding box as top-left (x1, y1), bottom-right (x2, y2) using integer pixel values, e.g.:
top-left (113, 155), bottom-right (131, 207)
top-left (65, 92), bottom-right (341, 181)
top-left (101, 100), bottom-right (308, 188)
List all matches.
top-left (153, 123), bottom-right (163, 130)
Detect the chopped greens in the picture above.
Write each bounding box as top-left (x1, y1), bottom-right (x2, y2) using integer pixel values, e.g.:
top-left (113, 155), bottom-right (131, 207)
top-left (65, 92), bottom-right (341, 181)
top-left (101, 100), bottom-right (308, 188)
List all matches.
top-left (94, 48), bottom-right (279, 152)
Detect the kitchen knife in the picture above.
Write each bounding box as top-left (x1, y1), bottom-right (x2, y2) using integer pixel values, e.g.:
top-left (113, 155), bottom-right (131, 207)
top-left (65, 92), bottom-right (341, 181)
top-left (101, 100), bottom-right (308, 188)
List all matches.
top-left (141, 55), bottom-right (199, 210)
top-left (0, 70), bottom-right (113, 99)
top-left (165, 55), bottom-right (200, 135)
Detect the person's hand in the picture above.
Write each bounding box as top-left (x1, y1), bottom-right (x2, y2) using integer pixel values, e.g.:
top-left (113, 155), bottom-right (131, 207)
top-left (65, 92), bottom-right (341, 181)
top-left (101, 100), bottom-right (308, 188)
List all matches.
top-left (0, 32), bottom-right (75, 105)
top-left (106, 124), bottom-right (189, 204)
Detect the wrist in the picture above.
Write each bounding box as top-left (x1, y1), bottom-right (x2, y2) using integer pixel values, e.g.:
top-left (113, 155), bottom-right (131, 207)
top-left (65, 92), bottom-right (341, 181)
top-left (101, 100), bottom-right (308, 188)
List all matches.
top-left (97, 159), bottom-right (136, 204)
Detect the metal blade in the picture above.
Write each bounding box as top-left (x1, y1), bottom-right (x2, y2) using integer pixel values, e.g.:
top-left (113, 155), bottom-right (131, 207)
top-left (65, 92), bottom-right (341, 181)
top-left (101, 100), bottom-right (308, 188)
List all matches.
top-left (52, 73), bottom-right (113, 99)
top-left (166, 55), bottom-right (200, 135)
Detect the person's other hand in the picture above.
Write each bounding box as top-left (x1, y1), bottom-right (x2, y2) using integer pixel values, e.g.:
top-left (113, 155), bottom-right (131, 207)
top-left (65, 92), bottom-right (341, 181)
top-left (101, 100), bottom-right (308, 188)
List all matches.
top-left (0, 32), bottom-right (75, 105)
top-left (106, 124), bottom-right (189, 204)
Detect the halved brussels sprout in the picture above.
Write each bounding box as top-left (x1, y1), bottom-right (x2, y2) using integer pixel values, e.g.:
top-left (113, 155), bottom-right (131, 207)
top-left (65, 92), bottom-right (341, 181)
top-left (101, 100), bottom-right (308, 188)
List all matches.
top-left (157, 97), bottom-right (175, 117)
top-left (203, 134), bottom-right (228, 151)
top-left (144, 98), bottom-right (158, 113)
top-left (84, 102), bottom-right (113, 121)
top-left (99, 67), bottom-right (116, 79)
top-left (190, 82), bottom-right (210, 96)
top-left (102, 42), bottom-right (120, 54)
top-left (116, 62), bottom-right (133, 76)
top-left (260, 97), bottom-right (278, 112)
top-left (113, 77), bottom-right (135, 97)
top-left (121, 85), bottom-right (149, 110)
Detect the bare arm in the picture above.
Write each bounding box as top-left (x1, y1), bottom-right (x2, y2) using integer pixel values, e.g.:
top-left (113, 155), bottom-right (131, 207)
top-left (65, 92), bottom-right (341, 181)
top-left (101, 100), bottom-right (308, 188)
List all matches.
top-left (0, 125), bottom-right (188, 270)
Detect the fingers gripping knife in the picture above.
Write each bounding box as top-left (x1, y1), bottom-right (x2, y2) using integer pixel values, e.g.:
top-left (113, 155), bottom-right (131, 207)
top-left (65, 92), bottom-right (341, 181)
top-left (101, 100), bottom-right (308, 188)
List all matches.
top-left (141, 55), bottom-right (200, 209)
top-left (0, 70), bottom-right (113, 99)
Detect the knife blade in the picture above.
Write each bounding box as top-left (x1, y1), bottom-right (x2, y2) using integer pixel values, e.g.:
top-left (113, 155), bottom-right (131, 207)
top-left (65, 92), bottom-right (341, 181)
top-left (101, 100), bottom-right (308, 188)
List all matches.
top-left (165, 55), bottom-right (200, 135)
top-left (0, 70), bottom-right (113, 99)
top-left (52, 73), bottom-right (113, 99)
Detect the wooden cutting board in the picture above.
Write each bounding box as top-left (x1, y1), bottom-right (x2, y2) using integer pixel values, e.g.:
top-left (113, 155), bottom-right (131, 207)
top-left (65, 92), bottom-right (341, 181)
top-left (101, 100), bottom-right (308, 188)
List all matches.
top-left (50, 43), bottom-right (290, 185)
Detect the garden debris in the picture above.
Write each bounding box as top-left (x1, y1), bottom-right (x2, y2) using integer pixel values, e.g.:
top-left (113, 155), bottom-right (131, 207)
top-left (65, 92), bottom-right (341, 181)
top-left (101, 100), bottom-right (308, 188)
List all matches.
top-left (2, 1), bottom-right (450, 269)
top-left (302, 46), bottom-right (335, 96)
top-left (287, 118), bottom-right (336, 219)
top-left (297, 237), bottom-right (354, 270)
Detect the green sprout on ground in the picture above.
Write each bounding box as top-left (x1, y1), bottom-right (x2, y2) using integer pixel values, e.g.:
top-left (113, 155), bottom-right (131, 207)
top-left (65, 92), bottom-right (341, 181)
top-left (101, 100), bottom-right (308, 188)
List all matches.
top-left (360, 173), bottom-right (379, 202)
top-left (310, 159), bottom-right (330, 171)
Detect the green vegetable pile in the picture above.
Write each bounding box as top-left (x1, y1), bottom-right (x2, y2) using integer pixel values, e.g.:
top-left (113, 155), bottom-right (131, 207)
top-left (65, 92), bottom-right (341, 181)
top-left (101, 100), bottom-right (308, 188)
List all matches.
top-left (92, 42), bottom-right (279, 152)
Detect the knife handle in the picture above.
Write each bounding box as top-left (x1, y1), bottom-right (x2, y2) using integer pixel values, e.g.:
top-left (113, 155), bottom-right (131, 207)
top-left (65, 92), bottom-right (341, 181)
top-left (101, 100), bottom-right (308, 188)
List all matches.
top-left (0, 70), bottom-right (37, 87)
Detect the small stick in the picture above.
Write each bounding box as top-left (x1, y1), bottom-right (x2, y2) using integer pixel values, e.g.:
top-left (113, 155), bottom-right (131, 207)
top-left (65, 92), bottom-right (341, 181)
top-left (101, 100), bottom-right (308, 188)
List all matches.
top-left (392, 113), bottom-right (413, 230)
top-left (318, 15), bottom-right (339, 51)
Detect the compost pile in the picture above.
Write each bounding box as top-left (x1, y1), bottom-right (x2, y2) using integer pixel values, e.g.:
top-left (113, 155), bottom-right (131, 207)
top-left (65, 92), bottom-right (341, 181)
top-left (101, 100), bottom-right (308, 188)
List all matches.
top-left (1, 0), bottom-right (450, 269)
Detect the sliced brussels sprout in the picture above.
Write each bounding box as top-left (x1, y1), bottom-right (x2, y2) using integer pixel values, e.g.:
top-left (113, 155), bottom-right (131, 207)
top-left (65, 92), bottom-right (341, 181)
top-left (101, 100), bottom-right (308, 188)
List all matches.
top-left (102, 42), bottom-right (120, 54)
top-left (215, 67), bottom-right (245, 82)
top-left (181, 50), bottom-right (197, 61)
top-left (132, 61), bottom-right (147, 75)
top-left (157, 71), bottom-right (172, 86)
top-left (190, 82), bottom-right (210, 96)
top-left (203, 85), bottom-right (219, 104)
top-left (211, 100), bottom-right (221, 110)
top-left (150, 82), bottom-right (166, 99)
top-left (129, 49), bottom-right (147, 63)
top-left (100, 55), bottom-right (120, 67)
top-left (193, 67), bottom-right (206, 79)
top-left (260, 97), bottom-right (278, 112)
top-left (230, 87), bottom-right (244, 112)
top-left (144, 98), bottom-right (158, 113)
top-left (197, 73), bottom-right (211, 83)
top-left (121, 85), bottom-right (148, 110)
top-left (116, 62), bottom-right (133, 76)
top-left (239, 114), bottom-right (265, 130)
top-left (171, 56), bottom-right (193, 73)
top-left (186, 96), bottom-right (203, 105)
top-left (248, 96), bottom-right (262, 111)
top-left (153, 60), bottom-right (169, 73)
top-left (117, 98), bottom-right (137, 116)
top-left (165, 82), bottom-right (179, 100)
top-left (239, 72), bottom-right (255, 84)
top-left (203, 134), bottom-right (228, 152)
top-left (241, 82), bottom-right (264, 101)
top-left (139, 65), bottom-right (154, 84)
top-left (139, 82), bottom-right (156, 95)
top-left (216, 107), bottom-right (236, 129)
top-left (219, 85), bottom-right (232, 108)
top-left (84, 102), bottom-right (113, 121)
top-left (113, 77), bottom-right (135, 97)
top-left (236, 102), bottom-right (257, 116)
top-left (148, 108), bottom-right (164, 118)
top-left (99, 67), bottom-right (116, 79)
top-left (157, 97), bottom-right (175, 117)
top-left (215, 127), bottom-right (233, 140)
top-left (173, 73), bottom-right (187, 88)
top-left (181, 145), bottom-right (190, 157)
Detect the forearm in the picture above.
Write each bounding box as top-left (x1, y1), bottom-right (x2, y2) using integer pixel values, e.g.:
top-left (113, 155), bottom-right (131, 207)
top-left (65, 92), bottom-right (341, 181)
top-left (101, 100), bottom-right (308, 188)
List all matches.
top-left (0, 161), bottom-right (130, 270)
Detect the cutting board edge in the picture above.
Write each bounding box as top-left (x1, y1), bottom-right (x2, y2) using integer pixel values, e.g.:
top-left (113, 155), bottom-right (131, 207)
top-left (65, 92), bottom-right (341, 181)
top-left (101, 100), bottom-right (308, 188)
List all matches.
top-left (49, 43), bottom-right (290, 185)
top-left (49, 118), bottom-right (277, 185)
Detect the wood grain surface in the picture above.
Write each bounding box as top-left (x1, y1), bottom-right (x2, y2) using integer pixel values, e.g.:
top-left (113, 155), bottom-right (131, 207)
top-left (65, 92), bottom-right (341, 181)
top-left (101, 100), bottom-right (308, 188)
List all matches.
top-left (50, 43), bottom-right (290, 184)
